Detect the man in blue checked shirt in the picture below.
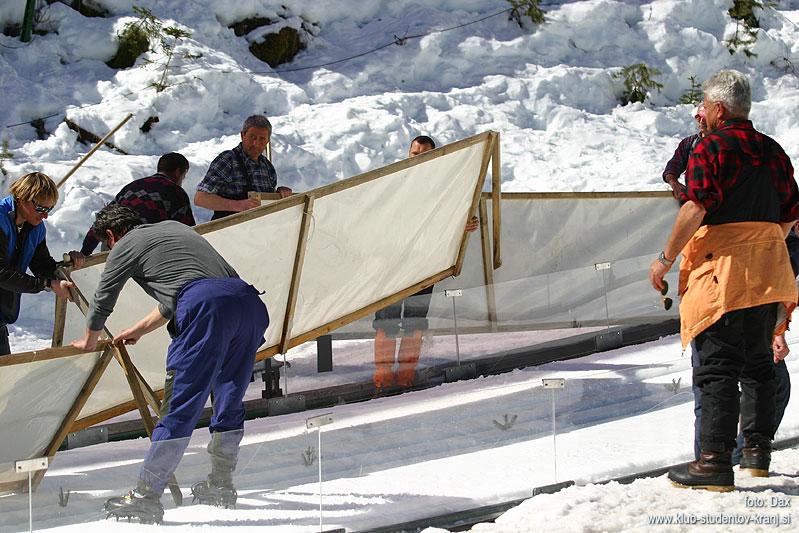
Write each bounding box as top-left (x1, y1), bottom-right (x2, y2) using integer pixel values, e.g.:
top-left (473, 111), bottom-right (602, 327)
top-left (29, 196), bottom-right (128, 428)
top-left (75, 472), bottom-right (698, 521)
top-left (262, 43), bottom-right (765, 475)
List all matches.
top-left (195, 115), bottom-right (292, 220)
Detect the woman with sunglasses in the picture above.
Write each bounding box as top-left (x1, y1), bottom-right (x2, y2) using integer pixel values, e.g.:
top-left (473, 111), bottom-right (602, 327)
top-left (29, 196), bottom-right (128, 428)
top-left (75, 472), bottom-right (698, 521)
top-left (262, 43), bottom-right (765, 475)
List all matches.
top-left (0, 172), bottom-right (84, 354)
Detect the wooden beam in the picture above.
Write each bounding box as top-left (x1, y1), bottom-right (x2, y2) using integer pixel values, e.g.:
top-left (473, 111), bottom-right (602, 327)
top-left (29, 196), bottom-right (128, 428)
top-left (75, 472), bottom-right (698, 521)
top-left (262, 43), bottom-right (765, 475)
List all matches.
top-left (491, 132), bottom-right (502, 269)
top-left (131, 363), bottom-right (162, 414)
top-left (248, 191), bottom-right (282, 202)
top-left (279, 194), bottom-right (314, 354)
top-left (72, 391), bottom-right (164, 433)
top-left (56, 113), bottom-right (133, 189)
top-left (193, 134), bottom-right (492, 234)
top-left (273, 266), bottom-right (458, 353)
top-left (193, 192), bottom-right (306, 235)
top-left (249, 266), bottom-right (462, 362)
top-left (51, 296), bottom-right (67, 348)
top-left (114, 345), bottom-right (157, 431)
top-left (0, 340), bottom-right (112, 367)
top-left (480, 191), bottom-right (673, 200)
top-left (454, 131), bottom-right (497, 277)
top-left (104, 343), bottom-right (163, 415)
top-left (305, 131), bottom-right (492, 202)
top-left (479, 198), bottom-right (498, 331)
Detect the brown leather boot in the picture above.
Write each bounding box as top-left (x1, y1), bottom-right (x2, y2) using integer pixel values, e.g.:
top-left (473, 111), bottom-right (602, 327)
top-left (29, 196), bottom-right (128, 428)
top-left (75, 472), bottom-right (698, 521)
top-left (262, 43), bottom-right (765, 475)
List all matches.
top-left (740, 441), bottom-right (771, 478)
top-left (396, 330), bottom-right (423, 388)
top-left (373, 329), bottom-right (396, 392)
top-left (668, 451), bottom-right (734, 492)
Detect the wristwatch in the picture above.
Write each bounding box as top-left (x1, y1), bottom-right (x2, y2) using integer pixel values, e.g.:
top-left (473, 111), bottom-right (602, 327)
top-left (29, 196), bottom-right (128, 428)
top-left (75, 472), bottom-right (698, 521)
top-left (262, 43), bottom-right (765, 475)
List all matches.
top-left (657, 251), bottom-right (675, 267)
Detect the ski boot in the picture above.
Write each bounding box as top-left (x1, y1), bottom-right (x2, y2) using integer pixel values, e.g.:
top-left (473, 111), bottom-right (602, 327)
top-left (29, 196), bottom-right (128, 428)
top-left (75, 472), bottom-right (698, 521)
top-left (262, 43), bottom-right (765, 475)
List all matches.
top-left (104, 489), bottom-right (164, 524)
top-left (191, 480), bottom-right (237, 508)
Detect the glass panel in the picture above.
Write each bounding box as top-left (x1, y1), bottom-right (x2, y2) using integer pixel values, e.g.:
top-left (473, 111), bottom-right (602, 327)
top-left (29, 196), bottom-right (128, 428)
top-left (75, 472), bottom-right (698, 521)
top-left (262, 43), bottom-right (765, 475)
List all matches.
top-left (0, 344), bottom-right (795, 530)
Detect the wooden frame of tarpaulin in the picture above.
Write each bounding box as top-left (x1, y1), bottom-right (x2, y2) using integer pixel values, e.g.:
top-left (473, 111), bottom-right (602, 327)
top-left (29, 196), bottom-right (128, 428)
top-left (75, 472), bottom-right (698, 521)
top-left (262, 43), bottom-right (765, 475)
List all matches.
top-left (64, 131), bottom-right (500, 429)
top-left (0, 130), bottom-right (502, 495)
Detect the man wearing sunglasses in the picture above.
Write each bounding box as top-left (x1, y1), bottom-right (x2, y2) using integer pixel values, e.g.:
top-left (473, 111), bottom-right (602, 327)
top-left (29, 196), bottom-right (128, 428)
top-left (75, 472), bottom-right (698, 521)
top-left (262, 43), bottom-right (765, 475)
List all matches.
top-left (0, 172), bottom-right (84, 354)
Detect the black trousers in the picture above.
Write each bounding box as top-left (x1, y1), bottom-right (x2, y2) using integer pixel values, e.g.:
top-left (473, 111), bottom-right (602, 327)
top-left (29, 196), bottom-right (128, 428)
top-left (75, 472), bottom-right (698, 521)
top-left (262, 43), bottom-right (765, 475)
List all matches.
top-left (694, 303), bottom-right (778, 453)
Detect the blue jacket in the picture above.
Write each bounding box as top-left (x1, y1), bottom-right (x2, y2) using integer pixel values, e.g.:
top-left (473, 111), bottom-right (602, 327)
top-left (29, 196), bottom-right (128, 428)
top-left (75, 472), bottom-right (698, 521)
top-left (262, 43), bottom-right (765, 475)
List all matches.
top-left (0, 195), bottom-right (56, 324)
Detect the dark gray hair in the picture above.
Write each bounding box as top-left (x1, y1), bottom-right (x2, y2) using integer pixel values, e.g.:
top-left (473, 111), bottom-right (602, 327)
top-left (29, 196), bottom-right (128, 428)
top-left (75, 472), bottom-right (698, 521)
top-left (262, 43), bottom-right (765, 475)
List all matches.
top-left (91, 204), bottom-right (142, 240)
top-left (157, 152), bottom-right (189, 173)
top-left (241, 115), bottom-right (272, 135)
top-left (703, 70), bottom-right (751, 118)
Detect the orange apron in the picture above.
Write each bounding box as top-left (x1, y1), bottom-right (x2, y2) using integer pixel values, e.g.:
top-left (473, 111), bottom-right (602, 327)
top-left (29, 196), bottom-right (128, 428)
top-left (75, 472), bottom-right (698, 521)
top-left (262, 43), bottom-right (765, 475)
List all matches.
top-left (678, 221), bottom-right (797, 348)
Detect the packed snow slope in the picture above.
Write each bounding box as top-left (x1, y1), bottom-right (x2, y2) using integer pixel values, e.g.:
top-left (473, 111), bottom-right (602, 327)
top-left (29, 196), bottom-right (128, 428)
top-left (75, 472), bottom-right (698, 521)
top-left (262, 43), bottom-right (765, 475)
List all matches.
top-left (1, 0), bottom-right (799, 339)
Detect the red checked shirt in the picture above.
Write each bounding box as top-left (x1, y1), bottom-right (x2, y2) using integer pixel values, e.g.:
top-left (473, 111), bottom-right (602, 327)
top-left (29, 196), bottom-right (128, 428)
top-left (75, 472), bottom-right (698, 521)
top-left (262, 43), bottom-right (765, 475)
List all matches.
top-left (682, 119), bottom-right (799, 225)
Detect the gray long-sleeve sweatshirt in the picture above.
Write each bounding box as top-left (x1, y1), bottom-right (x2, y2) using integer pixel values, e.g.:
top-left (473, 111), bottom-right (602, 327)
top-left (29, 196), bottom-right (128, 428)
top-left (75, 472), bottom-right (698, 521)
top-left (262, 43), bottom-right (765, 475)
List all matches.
top-left (86, 220), bottom-right (237, 331)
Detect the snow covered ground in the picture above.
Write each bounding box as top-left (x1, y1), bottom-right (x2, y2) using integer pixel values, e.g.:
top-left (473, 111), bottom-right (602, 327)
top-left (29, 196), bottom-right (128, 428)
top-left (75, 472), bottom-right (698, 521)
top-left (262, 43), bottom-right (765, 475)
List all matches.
top-left (0, 331), bottom-right (797, 532)
top-left (2, 0), bottom-right (799, 531)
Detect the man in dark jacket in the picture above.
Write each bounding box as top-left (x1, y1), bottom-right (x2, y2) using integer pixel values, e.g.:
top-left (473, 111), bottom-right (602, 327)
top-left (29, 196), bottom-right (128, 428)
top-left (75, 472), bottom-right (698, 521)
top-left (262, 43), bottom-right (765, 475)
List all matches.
top-left (80, 152), bottom-right (195, 255)
top-left (662, 104), bottom-right (708, 198)
top-left (0, 172), bottom-right (82, 354)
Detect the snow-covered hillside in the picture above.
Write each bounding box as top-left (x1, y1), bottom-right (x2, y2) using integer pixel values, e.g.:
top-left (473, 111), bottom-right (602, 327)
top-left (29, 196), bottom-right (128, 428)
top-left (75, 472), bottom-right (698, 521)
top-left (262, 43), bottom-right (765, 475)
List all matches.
top-left (3, 0), bottom-right (799, 342)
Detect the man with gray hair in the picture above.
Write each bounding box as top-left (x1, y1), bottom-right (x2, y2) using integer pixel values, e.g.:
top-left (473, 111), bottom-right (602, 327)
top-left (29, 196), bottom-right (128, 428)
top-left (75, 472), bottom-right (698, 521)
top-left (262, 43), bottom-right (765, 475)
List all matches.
top-left (649, 69), bottom-right (799, 491)
top-left (195, 114), bottom-right (292, 220)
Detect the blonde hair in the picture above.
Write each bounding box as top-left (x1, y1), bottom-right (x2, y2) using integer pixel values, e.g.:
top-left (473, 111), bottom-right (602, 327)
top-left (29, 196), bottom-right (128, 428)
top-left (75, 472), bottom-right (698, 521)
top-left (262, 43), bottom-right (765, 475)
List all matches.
top-left (9, 172), bottom-right (58, 205)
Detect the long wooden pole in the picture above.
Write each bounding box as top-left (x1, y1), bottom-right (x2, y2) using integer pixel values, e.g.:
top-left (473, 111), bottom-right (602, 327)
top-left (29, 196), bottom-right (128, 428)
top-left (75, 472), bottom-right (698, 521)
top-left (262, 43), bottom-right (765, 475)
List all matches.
top-left (56, 113), bottom-right (133, 189)
top-left (0, 341), bottom-right (112, 367)
top-left (479, 198), bottom-right (498, 331)
top-left (491, 132), bottom-right (502, 269)
top-left (279, 194), bottom-right (314, 354)
top-left (454, 131), bottom-right (497, 277)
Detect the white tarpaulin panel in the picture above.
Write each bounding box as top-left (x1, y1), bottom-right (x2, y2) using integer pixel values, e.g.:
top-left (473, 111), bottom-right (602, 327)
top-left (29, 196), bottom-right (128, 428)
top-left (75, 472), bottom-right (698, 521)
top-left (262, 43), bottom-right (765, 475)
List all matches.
top-left (293, 141), bottom-right (486, 336)
top-left (335, 193), bottom-right (680, 335)
top-left (70, 264), bottom-right (174, 421)
top-left (0, 351), bottom-right (100, 486)
top-left (436, 194), bottom-right (681, 327)
top-left (72, 202), bottom-right (306, 423)
top-left (474, 194), bottom-right (680, 326)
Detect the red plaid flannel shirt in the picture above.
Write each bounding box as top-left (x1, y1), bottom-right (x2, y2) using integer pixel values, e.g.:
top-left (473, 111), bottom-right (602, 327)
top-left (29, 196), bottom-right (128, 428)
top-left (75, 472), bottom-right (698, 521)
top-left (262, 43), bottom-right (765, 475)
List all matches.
top-left (682, 119), bottom-right (799, 222)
